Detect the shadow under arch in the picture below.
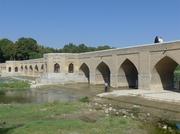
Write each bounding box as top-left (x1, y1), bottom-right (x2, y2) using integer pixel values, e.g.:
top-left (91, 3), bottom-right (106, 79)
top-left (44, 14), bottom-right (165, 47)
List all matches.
top-left (151, 56), bottom-right (179, 90)
top-left (15, 67), bottom-right (18, 72)
top-left (95, 61), bottom-right (111, 86)
top-left (41, 64), bottom-right (44, 70)
top-left (68, 63), bottom-right (74, 73)
top-left (118, 59), bottom-right (138, 89)
top-left (79, 63), bottom-right (90, 83)
top-left (21, 66), bottom-right (23, 71)
top-left (35, 65), bottom-right (38, 72)
top-left (54, 63), bottom-right (60, 73)
top-left (29, 65), bottom-right (33, 71)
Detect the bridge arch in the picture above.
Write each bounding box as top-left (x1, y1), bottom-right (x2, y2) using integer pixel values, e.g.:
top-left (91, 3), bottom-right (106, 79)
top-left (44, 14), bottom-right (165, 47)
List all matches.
top-left (41, 64), bottom-right (44, 70)
top-left (35, 65), bottom-right (39, 72)
top-left (79, 63), bottom-right (90, 83)
top-left (8, 67), bottom-right (11, 72)
top-left (29, 65), bottom-right (33, 74)
top-left (95, 61), bottom-right (111, 85)
top-left (21, 66), bottom-right (23, 71)
top-left (54, 63), bottom-right (60, 73)
top-left (15, 67), bottom-right (18, 72)
top-left (151, 56), bottom-right (179, 90)
top-left (25, 65), bottom-right (28, 72)
top-left (68, 63), bottom-right (74, 73)
top-left (118, 59), bottom-right (138, 89)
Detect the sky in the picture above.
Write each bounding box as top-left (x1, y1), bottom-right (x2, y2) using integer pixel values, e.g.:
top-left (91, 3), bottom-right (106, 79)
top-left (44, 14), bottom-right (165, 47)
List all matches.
top-left (0, 0), bottom-right (180, 48)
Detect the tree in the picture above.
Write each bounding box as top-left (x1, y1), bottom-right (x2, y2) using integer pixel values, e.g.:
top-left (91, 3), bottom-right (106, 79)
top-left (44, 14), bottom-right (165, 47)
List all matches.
top-left (96, 45), bottom-right (112, 51)
top-left (0, 47), bottom-right (3, 63)
top-left (62, 43), bottom-right (79, 53)
top-left (78, 44), bottom-right (89, 52)
top-left (0, 38), bottom-right (15, 62)
top-left (15, 37), bottom-right (39, 60)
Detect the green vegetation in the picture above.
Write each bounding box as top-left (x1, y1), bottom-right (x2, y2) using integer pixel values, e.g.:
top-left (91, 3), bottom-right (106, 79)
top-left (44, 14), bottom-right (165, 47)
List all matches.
top-left (0, 101), bottom-right (164, 134)
top-left (0, 80), bottom-right (30, 90)
top-left (0, 38), bottom-right (112, 63)
top-left (79, 96), bottom-right (90, 103)
top-left (174, 65), bottom-right (180, 82)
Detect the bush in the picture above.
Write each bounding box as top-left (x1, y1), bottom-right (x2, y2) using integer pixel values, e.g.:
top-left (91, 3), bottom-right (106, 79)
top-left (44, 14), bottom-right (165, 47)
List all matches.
top-left (79, 96), bottom-right (89, 103)
top-left (0, 80), bottom-right (30, 90)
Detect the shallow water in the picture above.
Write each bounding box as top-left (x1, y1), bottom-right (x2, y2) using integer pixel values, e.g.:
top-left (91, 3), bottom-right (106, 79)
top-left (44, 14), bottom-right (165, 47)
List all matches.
top-left (0, 83), bottom-right (105, 104)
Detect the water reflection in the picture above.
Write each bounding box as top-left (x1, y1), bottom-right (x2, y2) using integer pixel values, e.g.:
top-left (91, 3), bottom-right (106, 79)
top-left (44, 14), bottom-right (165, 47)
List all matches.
top-left (0, 83), bottom-right (105, 104)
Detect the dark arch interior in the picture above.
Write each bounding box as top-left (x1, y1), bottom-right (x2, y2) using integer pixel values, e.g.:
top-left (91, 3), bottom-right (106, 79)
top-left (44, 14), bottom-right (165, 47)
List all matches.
top-left (21, 66), bottom-right (23, 70)
top-left (54, 63), bottom-right (60, 73)
top-left (29, 66), bottom-right (33, 71)
top-left (41, 64), bottom-right (44, 70)
top-left (79, 63), bottom-right (90, 83)
top-left (15, 67), bottom-right (18, 72)
top-left (96, 62), bottom-right (111, 85)
top-left (8, 67), bottom-right (11, 72)
top-left (68, 63), bottom-right (74, 73)
top-left (35, 65), bottom-right (38, 71)
top-left (25, 66), bottom-right (28, 70)
top-left (154, 56), bottom-right (178, 90)
top-left (119, 59), bottom-right (138, 89)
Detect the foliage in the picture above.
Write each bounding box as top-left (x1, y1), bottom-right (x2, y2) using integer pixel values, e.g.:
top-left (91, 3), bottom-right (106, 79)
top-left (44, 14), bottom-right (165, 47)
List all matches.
top-left (79, 96), bottom-right (89, 103)
top-left (0, 39), bottom-right (15, 62)
top-left (0, 37), bottom-right (112, 63)
top-left (0, 80), bottom-right (30, 90)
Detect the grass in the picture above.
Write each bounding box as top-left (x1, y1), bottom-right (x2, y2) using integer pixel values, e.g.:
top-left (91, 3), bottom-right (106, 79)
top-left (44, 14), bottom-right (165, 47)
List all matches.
top-left (79, 96), bottom-right (90, 103)
top-left (0, 101), bottom-right (170, 134)
top-left (0, 80), bottom-right (30, 90)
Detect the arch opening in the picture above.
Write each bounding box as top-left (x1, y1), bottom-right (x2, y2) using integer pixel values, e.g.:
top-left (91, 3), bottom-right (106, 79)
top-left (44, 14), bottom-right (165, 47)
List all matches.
top-left (68, 63), bottom-right (74, 73)
top-left (174, 66), bottom-right (180, 90)
top-left (25, 66), bottom-right (28, 71)
top-left (79, 63), bottom-right (90, 83)
top-left (96, 62), bottom-right (111, 86)
top-left (15, 67), bottom-right (18, 72)
top-left (21, 66), bottom-right (23, 71)
top-left (35, 65), bottom-right (38, 72)
top-left (54, 63), bottom-right (60, 73)
top-left (41, 64), bottom-right (44, 70)
top-left (151, 56), bottom-right (179, 90)
top-left (8, 67), bottom-right (11, 72)
top-left (29, 65), bottom-right (33, 71)
top-left (118, 59), bottom-right (138, 89)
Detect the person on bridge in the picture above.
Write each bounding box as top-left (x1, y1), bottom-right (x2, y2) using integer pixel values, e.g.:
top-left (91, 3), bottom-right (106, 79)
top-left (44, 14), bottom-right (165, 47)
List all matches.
top-left (154, 36), bottom-right (164, 43)
top-left (104, 82), bottom-right (109, 92)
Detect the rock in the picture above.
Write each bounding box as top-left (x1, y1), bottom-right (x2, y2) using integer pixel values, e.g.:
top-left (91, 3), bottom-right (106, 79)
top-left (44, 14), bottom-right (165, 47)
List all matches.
top-left (103, 104), bottom-right (107, 107)
top-left (95, 103), bottom-right (98, 106)
top-left (123, 115), bottom-right (127, 118)
top-left (112, 108), bottom-right (116, 112)
top-left (104, 109), bottom-right (109, 114)
top-left (108, 107), bottom-right (112, 111)
top-left (162, 125), bottom-right (167, 130)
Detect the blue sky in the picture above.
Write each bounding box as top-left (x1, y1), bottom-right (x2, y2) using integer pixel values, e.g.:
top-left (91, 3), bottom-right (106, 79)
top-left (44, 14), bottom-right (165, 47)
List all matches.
top-left (0, 0), bottom-right (179, 48)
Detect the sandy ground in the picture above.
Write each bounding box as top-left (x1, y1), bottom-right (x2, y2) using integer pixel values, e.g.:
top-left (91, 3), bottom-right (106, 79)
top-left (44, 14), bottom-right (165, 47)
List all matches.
top-left (97, 89), bottom-right (180, 103)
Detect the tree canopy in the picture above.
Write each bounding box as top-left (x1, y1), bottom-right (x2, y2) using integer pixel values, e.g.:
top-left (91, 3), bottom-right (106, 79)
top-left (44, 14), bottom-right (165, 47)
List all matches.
top-left (0, 37), bottom-right (112, 63)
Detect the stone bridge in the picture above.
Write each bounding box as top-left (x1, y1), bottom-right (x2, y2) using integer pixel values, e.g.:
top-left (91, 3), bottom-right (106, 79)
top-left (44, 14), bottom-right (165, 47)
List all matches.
top-left (0, 40), bottom-right (180, 90)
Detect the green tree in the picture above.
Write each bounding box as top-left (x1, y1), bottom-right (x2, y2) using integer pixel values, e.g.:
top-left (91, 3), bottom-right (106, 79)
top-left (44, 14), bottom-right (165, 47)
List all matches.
top-left (0, 38), bottom-right (15, 62)
top-left (15, 37), bottom-right (39, 60)
top-left (96, 45), bottom-right (112, 51)
top-left (62, 43), bottom-right (79, 53)
top-left (0, 47), bottom-right (3, 63)
top-left (78, 44), bottom-right (89, 52)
